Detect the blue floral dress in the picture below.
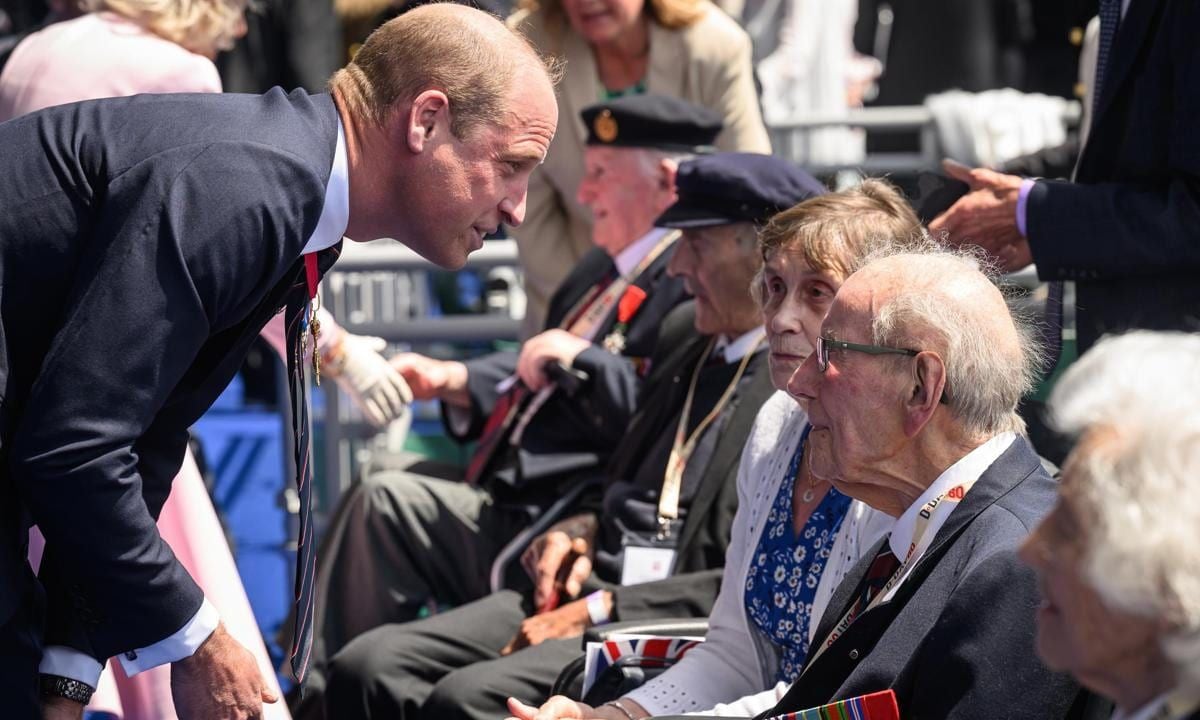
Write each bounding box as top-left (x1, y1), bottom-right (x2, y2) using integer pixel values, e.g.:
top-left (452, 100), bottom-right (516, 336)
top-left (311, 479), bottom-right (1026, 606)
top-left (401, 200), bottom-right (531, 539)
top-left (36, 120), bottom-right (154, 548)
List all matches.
top-left (744, 428), bottom-right (851, 683)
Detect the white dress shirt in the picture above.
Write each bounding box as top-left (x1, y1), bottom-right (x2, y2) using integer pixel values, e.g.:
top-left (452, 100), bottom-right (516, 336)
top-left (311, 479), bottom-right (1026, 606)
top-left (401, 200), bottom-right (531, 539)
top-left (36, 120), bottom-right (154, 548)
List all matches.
top-left (40, 114), bottom-right (350, 687)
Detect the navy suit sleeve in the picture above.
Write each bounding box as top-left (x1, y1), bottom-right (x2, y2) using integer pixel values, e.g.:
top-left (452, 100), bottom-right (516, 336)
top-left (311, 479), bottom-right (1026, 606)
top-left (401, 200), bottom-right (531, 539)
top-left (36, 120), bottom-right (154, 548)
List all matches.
top-left (444, 350), bottom-right (521, 441)
top-left (571, 345), bottom-right (643, 448)
top-left (9, 142), bottom-right (323, 660)
top-left (904, 548), bottom-right (1081, 720)
top-left (1027, 3), bottom-right (1200, 279)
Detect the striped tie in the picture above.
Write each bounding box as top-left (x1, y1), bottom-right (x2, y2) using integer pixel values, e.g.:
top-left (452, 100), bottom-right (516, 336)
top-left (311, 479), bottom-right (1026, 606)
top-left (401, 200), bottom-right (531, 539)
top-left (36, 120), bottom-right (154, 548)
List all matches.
top-left (844, 543), bottom-right (901, 627)
top-left (283, 244), bottom-right (340, 686)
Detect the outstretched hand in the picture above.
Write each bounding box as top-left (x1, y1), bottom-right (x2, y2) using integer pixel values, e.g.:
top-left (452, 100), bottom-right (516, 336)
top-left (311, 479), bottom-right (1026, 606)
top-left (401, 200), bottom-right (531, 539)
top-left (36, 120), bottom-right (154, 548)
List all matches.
top-left (928, 160), bottom-right (1032, 272)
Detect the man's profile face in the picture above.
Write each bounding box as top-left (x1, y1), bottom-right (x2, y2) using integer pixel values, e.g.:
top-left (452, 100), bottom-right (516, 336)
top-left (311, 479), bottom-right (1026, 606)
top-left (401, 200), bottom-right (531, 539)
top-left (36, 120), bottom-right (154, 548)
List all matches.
top-left (577, 146), bottom-right (670, 257)
top-left (788, 275), bottom-right (907, 505)
top-left (406, 78), bottom-right (558, 268)
top-left (668, 224), bottom-right (761, 336)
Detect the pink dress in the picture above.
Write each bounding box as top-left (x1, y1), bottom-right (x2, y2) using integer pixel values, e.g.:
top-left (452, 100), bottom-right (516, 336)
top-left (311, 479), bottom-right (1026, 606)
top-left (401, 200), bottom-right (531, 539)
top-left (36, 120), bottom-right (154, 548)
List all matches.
top-left (6, 12), bottom-right (289, 719)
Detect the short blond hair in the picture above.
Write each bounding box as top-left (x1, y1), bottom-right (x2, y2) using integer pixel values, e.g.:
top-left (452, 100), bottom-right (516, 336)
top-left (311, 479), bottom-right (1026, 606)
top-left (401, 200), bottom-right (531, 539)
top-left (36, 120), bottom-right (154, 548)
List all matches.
top-left (83, 0), bottom-right (247, 56)
top-left (757, 178), bottom-right (922, 280)
top-left (329, 4), bottom-right (557, 138)
top-left (517, 0), bottom-right (706, 32)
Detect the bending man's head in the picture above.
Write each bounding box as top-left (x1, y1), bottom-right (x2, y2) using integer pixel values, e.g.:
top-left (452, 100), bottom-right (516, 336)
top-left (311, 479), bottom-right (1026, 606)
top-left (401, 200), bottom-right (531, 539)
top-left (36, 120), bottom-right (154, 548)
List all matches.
top-left (333, 3), bottom-right (560, 268)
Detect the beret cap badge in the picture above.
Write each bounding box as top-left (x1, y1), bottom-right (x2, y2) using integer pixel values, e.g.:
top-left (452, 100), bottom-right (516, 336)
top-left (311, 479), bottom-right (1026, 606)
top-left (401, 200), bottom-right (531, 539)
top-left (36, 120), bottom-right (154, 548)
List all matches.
top-left (594, 109), bottom-right (619, 143)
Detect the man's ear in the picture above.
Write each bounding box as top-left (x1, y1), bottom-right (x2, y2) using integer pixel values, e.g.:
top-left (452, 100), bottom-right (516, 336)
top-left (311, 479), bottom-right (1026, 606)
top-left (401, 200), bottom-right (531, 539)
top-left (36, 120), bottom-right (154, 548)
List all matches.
top-left (903, 351), bottom-right (947, 436)
top-left (406, 90), bottom-right (451, 153)
top-left (659, 157), bottom-right (679, 195)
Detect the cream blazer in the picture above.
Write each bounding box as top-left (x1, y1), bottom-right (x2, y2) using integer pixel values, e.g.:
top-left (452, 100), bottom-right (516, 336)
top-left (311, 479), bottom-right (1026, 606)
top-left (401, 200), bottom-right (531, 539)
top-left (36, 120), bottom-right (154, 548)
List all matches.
top-left (508, 3), bottom-right (771, 335)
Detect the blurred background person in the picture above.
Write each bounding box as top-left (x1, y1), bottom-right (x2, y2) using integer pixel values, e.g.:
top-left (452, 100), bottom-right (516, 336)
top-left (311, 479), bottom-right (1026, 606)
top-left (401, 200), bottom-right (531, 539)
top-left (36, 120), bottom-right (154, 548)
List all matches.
top-left (0, 0), bottom-right (246, 117)
top-left (1021, 331), bottom-right (1200, 720)
top-left (216, 0), bottom-right (342, 95)
top-left (508, 0), bottom-right (770, 336)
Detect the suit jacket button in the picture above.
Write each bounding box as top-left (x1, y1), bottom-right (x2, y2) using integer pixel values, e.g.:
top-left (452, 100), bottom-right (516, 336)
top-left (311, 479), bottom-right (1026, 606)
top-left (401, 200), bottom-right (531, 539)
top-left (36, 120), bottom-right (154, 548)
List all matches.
top-left (125, 651), bottom-right (138, 661)
top-left (848, 649), bottom-right (860, 660)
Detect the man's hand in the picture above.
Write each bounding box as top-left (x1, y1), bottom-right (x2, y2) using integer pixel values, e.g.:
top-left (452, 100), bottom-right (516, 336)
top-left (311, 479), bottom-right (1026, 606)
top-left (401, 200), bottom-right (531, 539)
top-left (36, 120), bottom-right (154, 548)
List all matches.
top-left (516, 330), bottom-right (591, 392)
top-left (170, 623), bottom-right (277, 720)
top-left (522, 513), bottom-right (598, 610)
top-left (41, 697), bottom-right (84, 720)
top-left (506, 695), bottom-right (647, 720)
top-left (388, 352), bottom-right (470, 408)
top-left (928, 160), bottom-right (1033, 272)
top-left (500, 595), bottom-right (606, 655)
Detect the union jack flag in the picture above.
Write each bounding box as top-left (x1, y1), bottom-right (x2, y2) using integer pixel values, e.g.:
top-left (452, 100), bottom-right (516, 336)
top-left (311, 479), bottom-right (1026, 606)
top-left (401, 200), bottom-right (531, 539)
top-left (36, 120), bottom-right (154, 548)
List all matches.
top-left (581, 634), bottom-right (704, 696)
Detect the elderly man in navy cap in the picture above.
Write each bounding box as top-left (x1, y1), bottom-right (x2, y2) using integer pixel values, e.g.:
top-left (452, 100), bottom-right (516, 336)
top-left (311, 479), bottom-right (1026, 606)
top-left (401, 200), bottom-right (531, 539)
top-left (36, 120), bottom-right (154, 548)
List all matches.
top-left (322, 153), bottom-right (825, 720)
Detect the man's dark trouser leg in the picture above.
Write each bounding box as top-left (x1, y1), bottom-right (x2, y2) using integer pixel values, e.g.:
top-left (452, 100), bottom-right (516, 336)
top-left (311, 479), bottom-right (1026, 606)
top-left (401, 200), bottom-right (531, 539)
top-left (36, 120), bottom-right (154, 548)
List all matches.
top-left (325, 590), bottom-right (529, 719)
top-left (0, 566), bottom-right (45, 719)
top-left (292, 460), bottom-right (530, 720)
top-left (420, 634), bottom-right (581, 720)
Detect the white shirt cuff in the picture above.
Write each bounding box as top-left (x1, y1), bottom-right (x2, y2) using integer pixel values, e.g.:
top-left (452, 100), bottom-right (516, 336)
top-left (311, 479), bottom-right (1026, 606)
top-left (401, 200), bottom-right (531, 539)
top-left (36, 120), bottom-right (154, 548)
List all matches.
top-left (39, 646), bottom-right (104, 688)
top-left (116, 597), bottom-right (220, 677)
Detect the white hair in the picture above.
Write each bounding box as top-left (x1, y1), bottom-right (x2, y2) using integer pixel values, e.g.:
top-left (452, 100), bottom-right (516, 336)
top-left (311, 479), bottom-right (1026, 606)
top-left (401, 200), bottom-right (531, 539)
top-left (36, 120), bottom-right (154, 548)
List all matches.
top-left (1048, 331), bottom-right (1200, 683)
top-left (866, 242), bottom-right (1044, 437)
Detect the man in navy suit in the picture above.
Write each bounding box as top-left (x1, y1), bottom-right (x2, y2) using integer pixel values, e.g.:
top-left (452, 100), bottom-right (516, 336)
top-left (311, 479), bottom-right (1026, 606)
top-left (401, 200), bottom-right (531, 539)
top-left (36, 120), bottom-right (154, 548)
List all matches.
top-left (930, 0), bottom-right (1200, 357)
top-left (0, 3), bottom-right (557, 717)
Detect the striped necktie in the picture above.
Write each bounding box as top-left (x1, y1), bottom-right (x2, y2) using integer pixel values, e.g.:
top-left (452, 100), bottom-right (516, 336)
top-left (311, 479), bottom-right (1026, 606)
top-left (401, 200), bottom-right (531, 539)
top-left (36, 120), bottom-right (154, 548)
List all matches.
top-left (283, 243), bottom-right (340, 686)
top-left (843, 542), bottom-right (901, 627)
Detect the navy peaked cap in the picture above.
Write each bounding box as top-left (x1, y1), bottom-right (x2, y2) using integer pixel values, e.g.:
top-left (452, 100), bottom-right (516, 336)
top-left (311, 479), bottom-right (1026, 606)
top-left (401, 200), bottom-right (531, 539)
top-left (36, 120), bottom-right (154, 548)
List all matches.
top-left (581, 94), bottom-right (723, 152)
top-left (655, 152), bottom-right (827, 228)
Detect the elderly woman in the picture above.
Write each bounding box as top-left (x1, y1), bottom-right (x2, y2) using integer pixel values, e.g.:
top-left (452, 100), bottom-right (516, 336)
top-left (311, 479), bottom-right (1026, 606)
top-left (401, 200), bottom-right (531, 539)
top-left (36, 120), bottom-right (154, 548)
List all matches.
top-left (507, 0), bottom-right (771, 335)
top-left (508, 179), bottom-right (922, 720)
top-left (1020, 331), bottom-right (1200, 720)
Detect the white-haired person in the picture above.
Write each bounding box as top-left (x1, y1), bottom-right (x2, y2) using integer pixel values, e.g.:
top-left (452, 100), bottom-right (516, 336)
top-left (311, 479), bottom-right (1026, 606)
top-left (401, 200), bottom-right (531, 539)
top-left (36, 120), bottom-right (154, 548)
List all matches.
top-left (1, 2), bottom-right (411, 718)
top-left (1020, 331), bottom-right (1200, 720)
top-left (509, 179), bottom-right (923, 720)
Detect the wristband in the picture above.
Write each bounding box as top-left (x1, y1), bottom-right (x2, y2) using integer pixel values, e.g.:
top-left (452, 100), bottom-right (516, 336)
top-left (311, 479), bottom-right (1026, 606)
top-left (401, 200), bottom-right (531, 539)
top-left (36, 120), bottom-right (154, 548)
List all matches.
top-left (586, 589), bottom-right (611, 626)
top-left (603, 699), bottom-right (640, 720)
top-left (39, 674), bottom-right (95, 705)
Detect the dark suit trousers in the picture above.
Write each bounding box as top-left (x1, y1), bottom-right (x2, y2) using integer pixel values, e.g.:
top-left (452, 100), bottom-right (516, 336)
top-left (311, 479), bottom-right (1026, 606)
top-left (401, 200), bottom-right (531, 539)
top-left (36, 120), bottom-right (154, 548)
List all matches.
top-left (293, 457), bottom-right (530, 719)
top-left (0, 563), bottom-right (44, 718)
top-left (325, 590), bottom-right (579, 720)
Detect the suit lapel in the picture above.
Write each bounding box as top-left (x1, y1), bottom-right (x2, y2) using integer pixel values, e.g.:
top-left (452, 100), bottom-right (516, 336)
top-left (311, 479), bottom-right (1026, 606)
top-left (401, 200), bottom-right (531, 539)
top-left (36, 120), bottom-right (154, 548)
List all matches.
top-left (803, 535), bottom-right (889, 669)
top-left (562, 29), bottom-right (601, 141)
top-left (645, 19), bottom-right (689, 95)
top-left (1090, 0), bottom-right (1165, 136)
top-left (545, 248), bottom-right (613, 328)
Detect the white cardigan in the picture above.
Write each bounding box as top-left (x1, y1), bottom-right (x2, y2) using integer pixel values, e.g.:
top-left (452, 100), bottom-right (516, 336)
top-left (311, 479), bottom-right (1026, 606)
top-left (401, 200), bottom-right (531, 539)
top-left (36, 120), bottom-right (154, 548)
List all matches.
top-left (625, 391), bottom-right (892, 716)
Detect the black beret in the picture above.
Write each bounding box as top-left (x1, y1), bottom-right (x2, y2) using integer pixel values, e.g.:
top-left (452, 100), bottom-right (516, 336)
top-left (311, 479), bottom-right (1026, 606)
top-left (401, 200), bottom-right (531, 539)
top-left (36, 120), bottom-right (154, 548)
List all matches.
top-left (655, 152), bottom-right (827, 228)
top-left (581, 94), bottom-right (723, 153)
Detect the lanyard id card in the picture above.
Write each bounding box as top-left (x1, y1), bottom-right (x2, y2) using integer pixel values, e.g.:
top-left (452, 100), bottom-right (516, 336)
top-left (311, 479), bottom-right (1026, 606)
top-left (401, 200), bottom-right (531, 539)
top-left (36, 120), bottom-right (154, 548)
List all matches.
top-left (619, 529), bottom-right (679, 586)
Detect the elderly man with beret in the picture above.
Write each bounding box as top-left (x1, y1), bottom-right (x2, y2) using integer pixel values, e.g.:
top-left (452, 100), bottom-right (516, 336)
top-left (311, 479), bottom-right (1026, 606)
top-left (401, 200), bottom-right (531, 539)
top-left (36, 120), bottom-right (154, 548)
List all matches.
top-left (1021, 331), bottom-right (1200, 720)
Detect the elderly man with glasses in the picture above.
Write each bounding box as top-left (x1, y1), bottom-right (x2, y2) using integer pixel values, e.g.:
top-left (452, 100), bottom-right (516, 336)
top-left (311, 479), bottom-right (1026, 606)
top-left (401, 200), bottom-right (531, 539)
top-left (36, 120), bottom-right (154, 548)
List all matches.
top-left (753, 246), bottom-right (1098, 719)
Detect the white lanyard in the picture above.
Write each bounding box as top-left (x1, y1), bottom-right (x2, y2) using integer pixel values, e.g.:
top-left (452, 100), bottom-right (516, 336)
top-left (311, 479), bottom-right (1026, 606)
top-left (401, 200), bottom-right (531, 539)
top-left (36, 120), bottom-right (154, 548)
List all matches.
top-left (657, 333), bottom-right (765, 526)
